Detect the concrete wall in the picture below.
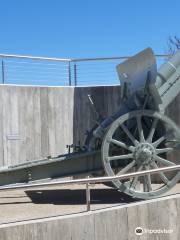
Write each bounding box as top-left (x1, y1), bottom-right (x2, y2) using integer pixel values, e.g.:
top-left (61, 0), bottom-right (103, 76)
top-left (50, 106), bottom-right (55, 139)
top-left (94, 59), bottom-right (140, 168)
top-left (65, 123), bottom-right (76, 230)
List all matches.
top-left (0, 84), bottom-right (179, 167)
top-left (0, 85), bottom-right (121, 166)
top-left (0, 194), bottom-right (179, 240)
top-left (0, 86), bottom-right (74, 166)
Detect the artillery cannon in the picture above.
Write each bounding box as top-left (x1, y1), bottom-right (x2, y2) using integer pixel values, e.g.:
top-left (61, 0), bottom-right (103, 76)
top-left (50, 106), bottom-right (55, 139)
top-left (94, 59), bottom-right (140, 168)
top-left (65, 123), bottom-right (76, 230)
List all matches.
top-left (0, 48), bottom-right (180, 200)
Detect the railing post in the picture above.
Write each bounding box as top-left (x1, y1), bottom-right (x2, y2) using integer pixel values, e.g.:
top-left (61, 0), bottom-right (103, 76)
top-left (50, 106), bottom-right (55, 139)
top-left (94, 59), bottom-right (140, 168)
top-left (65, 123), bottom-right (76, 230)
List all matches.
top-left (68, 62), bottom-right (72, 86)
top-left (74, 64), bottom-right (77, 86)
top-left (1, 59), bottom-right (5, 84)
top-left (86, 176), bottom-right (91, 211)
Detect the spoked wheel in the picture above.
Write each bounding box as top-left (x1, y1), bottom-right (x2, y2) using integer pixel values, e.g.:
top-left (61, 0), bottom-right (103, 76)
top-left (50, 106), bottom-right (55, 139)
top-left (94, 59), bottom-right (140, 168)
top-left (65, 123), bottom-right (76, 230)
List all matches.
top-left (101, 110), bottom-right (180, 199)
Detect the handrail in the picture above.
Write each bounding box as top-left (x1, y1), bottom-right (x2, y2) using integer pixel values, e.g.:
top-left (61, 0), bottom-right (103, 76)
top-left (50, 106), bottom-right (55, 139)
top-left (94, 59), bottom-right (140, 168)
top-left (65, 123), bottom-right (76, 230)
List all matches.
top-left (0, 164), bottom-right (179, 190)
top-left (0, 53), bottom-right (170, 63)
top-left (0, 54), bottom-right (71, 62)
top-left (0, 164), bottom-right (179, 191)
top-left (71, 54), bottom-right (170, 62)
top-left (0, 164), bottom-right (179, 210)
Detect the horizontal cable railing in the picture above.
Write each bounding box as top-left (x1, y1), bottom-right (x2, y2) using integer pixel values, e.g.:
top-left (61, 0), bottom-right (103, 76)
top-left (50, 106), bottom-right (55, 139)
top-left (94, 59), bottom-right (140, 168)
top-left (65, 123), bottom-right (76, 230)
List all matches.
top-left (0, 53), bottom-right (169, 86)
top-left (0, 57), bottom-right (71, 86)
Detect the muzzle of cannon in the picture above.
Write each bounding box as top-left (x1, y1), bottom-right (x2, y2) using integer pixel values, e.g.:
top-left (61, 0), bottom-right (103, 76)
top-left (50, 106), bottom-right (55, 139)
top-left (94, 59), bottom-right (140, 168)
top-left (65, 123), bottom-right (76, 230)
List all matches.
top-left (0, 48), bottom-right (179, 200)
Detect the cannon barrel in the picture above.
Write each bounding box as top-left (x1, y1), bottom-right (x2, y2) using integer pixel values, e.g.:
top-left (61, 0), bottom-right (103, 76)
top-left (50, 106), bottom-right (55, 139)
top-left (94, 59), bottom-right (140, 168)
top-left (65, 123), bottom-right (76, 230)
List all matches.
top-left (156, 50), bottom-right (180, 110)
top-left (156, 50), bottom-right (180, 89)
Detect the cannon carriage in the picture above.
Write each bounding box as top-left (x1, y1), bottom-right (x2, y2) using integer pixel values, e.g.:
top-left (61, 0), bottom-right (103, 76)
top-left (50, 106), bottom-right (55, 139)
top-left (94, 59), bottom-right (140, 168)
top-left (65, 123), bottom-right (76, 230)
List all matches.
top-left (0, 48), bottom-right (180, 200)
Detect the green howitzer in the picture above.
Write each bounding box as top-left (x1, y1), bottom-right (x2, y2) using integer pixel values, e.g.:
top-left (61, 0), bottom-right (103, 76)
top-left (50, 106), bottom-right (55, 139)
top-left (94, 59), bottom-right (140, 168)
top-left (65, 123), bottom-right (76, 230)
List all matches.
top-left (0, 48), bottom-right (180, 200)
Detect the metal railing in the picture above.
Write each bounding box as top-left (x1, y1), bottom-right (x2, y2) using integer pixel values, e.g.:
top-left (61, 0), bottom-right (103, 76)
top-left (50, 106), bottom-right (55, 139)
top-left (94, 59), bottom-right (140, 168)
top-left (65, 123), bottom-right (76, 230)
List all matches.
top-left (0, 164), bottom-right (180, 211)
top-left (0, 53), bottom-right (169, 86)
top-left (0, 54), bottom-right (71, 86)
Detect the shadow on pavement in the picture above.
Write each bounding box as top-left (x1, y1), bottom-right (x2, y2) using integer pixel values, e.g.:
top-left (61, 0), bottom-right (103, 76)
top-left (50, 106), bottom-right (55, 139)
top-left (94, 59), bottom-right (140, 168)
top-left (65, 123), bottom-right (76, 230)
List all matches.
top-left (25, 188), bottom-right (139, 205)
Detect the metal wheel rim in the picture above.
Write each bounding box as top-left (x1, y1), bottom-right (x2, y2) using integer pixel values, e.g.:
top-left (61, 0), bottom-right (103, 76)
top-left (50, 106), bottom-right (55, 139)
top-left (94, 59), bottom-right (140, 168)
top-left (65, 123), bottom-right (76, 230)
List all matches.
top-left (101, 110), bottom-right (180, 199)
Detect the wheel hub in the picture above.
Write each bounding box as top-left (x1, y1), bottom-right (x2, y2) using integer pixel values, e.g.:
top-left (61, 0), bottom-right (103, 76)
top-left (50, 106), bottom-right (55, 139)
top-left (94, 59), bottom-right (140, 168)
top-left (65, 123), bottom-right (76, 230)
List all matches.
top-left (134, 143), bottom-right (155, 165)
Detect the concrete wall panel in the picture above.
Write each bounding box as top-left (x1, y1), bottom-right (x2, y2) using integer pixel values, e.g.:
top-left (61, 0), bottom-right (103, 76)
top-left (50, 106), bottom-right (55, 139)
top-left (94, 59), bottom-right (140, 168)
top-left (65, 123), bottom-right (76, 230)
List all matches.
top-left (0, 195), bottom-right (179, 240)
top-left (0, 85), bottom-right (121, 166)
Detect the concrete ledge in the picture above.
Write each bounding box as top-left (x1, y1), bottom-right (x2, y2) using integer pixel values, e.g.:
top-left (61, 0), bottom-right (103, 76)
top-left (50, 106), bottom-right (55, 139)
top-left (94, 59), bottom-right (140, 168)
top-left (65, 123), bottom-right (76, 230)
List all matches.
top-left (0, 194), bottom-right (179, 240)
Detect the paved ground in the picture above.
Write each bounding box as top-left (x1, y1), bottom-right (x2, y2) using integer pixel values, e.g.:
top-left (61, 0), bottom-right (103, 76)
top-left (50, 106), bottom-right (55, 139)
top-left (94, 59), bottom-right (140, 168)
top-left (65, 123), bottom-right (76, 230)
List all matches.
top-left (0, 183), bottom-right (179, 225)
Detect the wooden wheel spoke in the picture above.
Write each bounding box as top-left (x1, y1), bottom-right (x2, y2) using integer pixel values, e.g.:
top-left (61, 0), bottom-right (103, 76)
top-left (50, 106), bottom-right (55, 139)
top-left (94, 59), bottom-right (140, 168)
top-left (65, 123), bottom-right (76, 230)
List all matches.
top-left (110, 139), bottom-right (135, 152)
top-left (120, 124), bottom-right (139, 146)
top-left (117, 160), bottom-right (136, 175)
top-left (108, 153), bottom-right (133, 161)
top-left (153, 136), bottom-right (166, 147)
top-left (156, 148), bottom-right (173, 154)
top-left (154, 155), bottom-right (175, 166)
top-left (136, 116), bottom-right (145, 142)
top-left (130, 165), bottom-right (143, 189)
top-left (147, 118), bottom-right (158, 143)
top-left (151, 162), bottom-right (169, 184)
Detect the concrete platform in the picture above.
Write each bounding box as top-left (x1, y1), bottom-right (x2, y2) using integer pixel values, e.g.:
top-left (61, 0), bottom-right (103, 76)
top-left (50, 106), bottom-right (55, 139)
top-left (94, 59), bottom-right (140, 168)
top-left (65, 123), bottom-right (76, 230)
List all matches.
top-left (0, 183), bottom-right (179, 225)
top-left (0, 184), bottom-right (134, 224)
top-left (0, 184), bottom-right (179, 240)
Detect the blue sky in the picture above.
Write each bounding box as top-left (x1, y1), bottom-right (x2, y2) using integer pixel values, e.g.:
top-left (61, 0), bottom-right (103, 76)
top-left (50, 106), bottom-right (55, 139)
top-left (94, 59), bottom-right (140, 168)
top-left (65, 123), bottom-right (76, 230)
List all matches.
top-left (0, 0), bottom-right (180, 59)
